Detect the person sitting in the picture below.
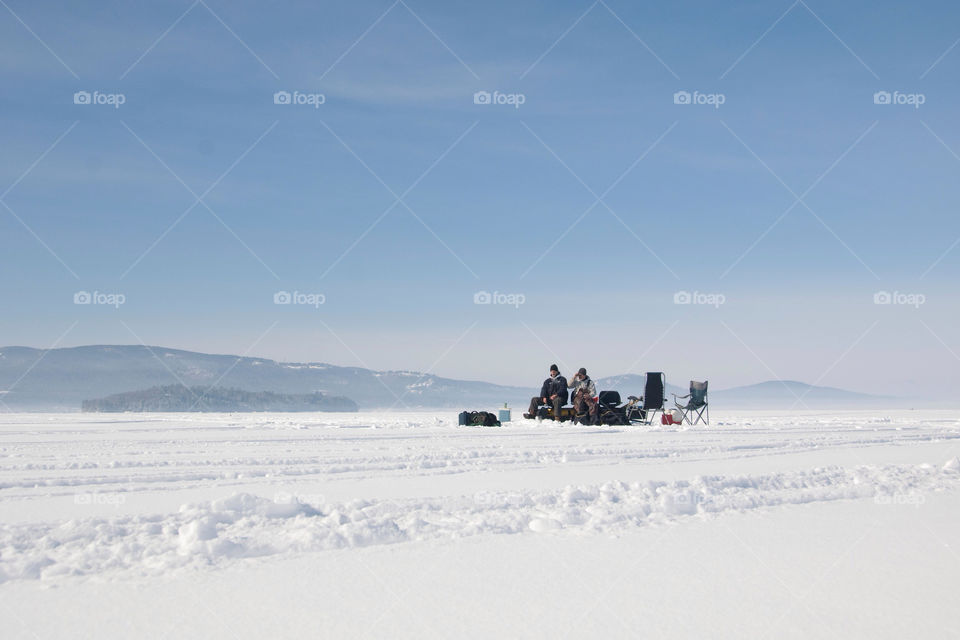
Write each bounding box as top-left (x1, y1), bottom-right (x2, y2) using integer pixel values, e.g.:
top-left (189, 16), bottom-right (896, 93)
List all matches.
top-left (568, 367), bottom-right (598, 425)
top-left (523, 364), bottom-right (568, 419)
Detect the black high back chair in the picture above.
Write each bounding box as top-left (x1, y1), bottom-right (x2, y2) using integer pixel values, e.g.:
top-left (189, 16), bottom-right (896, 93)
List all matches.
top-left (642, 372), bottom-right (667, 424)
top-left (624, 372), bottom-right (666, 425)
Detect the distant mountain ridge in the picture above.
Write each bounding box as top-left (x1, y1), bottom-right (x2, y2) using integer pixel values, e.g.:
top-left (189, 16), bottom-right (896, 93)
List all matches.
top-left (710, 380), bottom-right (888, 408)
top-left (0, 345), bottom-right (532, 410)
top-left (594, 374), bottom-right (890, 408)
top-left (0, 345), bottom-right (893, 411)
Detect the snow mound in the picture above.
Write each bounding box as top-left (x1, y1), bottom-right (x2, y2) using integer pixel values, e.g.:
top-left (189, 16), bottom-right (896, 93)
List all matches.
top-left (1, 463), bottom-right (957, 583)
top-left (943, 457), bottom-right (960, 473)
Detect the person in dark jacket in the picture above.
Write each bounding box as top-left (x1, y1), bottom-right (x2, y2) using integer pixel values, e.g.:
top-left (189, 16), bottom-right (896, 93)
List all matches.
top-left (523, 364), bottom-right (568, 420)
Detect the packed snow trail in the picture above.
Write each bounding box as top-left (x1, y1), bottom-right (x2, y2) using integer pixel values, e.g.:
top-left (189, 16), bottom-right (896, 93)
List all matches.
top-left (1, 410), bottom-right (959, 585)
top-left (2, 410), bottom-right (959, 639)
top-left (2, 411), bottom-right (959, 501)
top-left (2, 462), bottom-right (958, 582)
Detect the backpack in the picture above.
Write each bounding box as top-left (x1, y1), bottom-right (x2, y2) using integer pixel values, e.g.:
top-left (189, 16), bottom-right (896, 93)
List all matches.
top-left (467, 410), bottom-right (501, 427)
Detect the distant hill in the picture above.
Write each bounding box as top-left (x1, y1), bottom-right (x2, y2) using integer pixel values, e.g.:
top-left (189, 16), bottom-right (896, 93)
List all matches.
top-left (711, 380), bottom-right (890, 408)
top-left (594, 375), bottom-right (892, 409)
top-left (0, 345), bottom-right (897, 411)
top-left (0, 346), bottom-right (532, 411)
top-left (82, 385), bottom-right (357, 413)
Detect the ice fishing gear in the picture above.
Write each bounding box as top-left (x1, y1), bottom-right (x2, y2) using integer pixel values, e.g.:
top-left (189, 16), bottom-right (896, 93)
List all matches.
top-left (459, 411), bottom-right (501, 427)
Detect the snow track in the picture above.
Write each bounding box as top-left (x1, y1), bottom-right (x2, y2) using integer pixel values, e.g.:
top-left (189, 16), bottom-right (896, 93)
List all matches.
top-left (2, 462), bottom-right (958, 582)
top-left (1, 410), bottom-right (959, 584)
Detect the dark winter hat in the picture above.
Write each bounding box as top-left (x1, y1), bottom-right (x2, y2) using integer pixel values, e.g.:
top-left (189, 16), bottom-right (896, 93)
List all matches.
top-left (578, 367), bottom-right (587, 376)
top-left (550, 364), bottom-right (559, 373)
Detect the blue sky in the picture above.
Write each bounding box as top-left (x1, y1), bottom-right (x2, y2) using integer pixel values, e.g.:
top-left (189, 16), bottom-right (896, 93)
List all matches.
top-left (1, 0), bottom-right (959, 396)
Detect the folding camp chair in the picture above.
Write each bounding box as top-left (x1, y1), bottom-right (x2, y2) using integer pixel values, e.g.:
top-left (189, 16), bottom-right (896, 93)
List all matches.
top-left (625, 372), bottom-right (666, 425)
top-left (673, 380), bottom-right (709, 425)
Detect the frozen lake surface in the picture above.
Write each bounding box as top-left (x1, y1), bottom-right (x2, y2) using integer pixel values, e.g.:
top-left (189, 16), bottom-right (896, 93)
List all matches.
top-left (1, 409), bottom-right (959, 638)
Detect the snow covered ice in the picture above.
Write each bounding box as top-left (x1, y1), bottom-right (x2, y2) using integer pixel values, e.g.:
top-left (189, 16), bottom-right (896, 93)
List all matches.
top-left (1, 409), bottom-right (959, 638)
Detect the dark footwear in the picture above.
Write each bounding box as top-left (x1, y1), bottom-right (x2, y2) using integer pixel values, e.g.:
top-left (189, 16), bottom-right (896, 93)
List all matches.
top-left (523, 413), bottom-right (533, 419)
